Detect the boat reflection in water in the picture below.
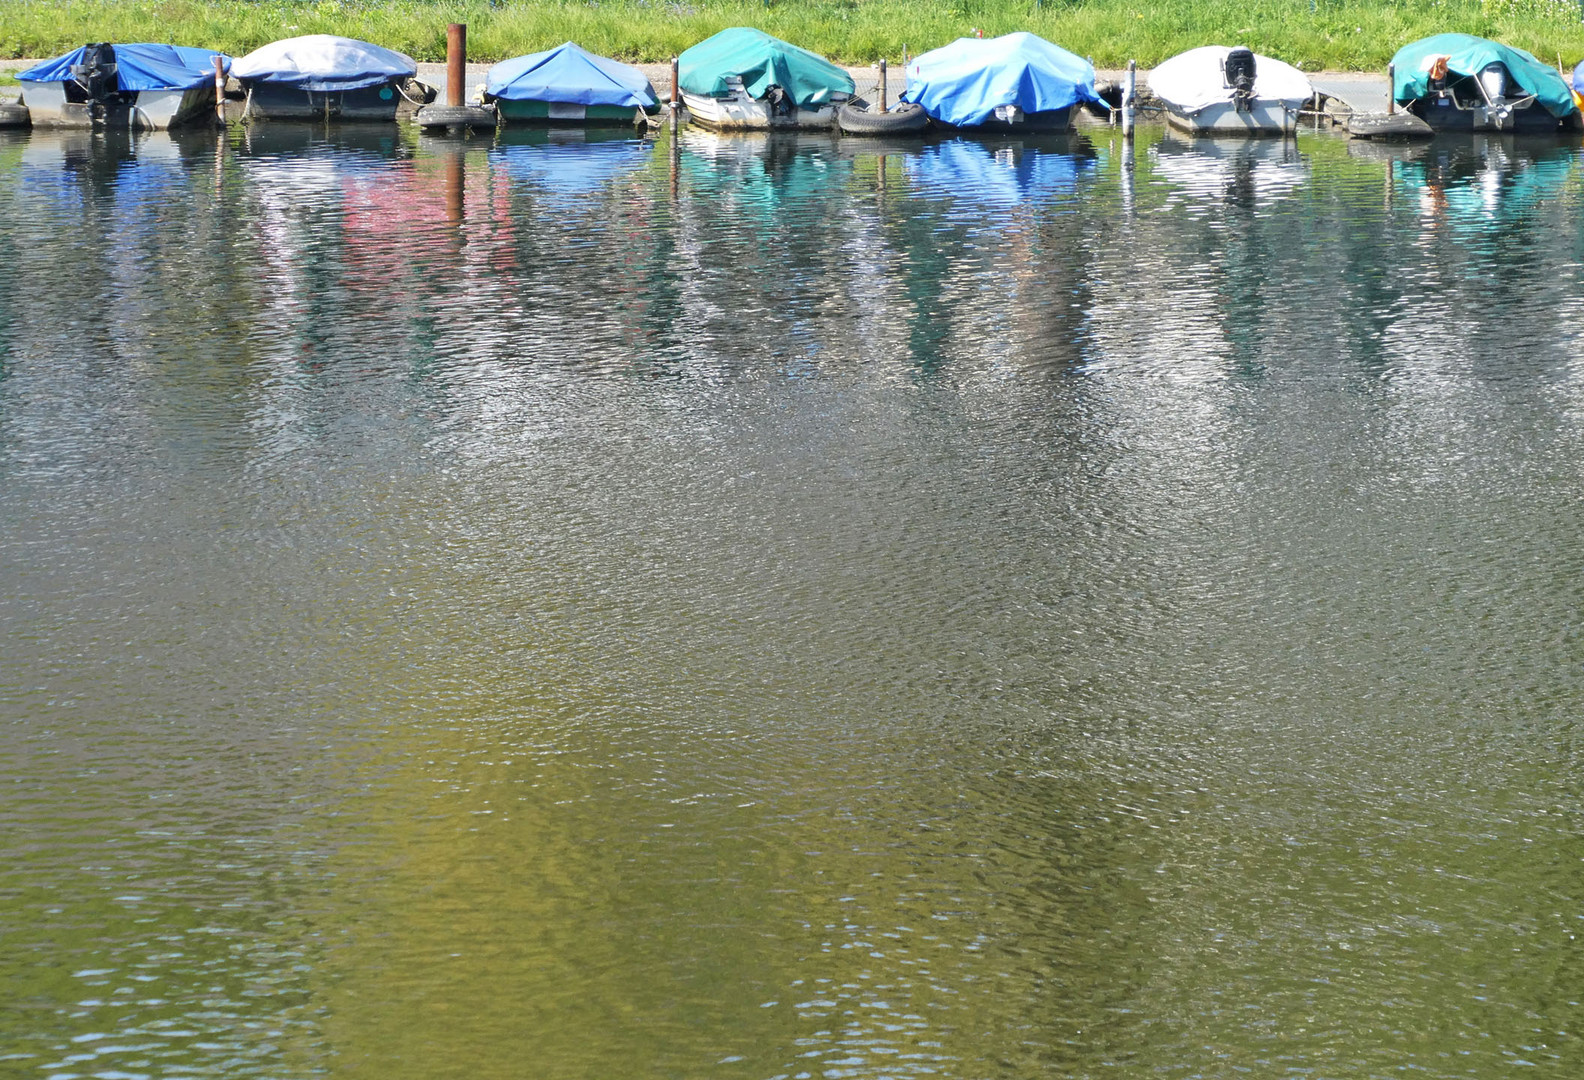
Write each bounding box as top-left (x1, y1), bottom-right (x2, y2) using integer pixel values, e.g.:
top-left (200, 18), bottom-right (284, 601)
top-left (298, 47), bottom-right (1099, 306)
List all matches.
top-left (903, 132), bottom-right (1097, 207)
top-left (1150, 130), bottom-right (1307, 208)
top-left (1385, 134), bottom-right (1577, 227)
top-left (494, 126), bottom-right (655, 201)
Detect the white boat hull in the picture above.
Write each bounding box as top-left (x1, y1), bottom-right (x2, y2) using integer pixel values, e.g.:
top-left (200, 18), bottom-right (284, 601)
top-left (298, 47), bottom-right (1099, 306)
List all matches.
top-left (20, 81), bottom-right (217, 130)
top-left (1165, 100), bottom-right (1300, 135)
top-left (681, 90), bottom-right (841, 131)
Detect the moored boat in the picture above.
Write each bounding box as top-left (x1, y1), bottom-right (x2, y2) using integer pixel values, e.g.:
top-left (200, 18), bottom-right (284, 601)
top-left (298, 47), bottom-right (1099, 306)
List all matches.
top-left (230, 35), bottom-right (419, 121)
top-left (1149, 46), bottom-right (1312, 135)
top-left (17, 43), bottom-right (228, 130)
top-left (901, 32), bottom-right (1103, 132)
top-left (485, 42), bottom-right (658, 125)
top-left (1390, 34), bottom-right (1579, 133)
top-left (678, 28), bottom-right (853, 130)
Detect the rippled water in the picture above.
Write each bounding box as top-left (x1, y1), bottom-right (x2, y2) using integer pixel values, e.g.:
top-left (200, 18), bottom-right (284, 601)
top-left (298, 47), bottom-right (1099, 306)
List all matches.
top-left (4, 120), bottom-right (1584, 1079)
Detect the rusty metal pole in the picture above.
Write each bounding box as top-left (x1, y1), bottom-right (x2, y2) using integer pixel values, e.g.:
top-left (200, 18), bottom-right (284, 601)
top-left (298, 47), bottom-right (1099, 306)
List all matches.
top-left (447, 23), bottom-right (466, 107)
top-left (878, 58), bottom-right (887, 114)
top-left (670, 56), bottom-right (680, 128)
top-left (1387, 63), bottom-right (1395, 115)
top-left (213, 55), bottom-right (226, 126)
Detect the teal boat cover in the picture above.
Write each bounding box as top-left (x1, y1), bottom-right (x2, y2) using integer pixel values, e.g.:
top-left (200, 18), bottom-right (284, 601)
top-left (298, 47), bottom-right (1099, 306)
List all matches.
top-left (901, 33), bottom-right (1102, 128)
top-left (19, 44), bottom-right (228, 91)
top-left (678, 27), bottom-right (853, 107)
top-left (486, 42), bottom-right (656, 108)
top-left (1392, 34), bottom-right (1575, 117)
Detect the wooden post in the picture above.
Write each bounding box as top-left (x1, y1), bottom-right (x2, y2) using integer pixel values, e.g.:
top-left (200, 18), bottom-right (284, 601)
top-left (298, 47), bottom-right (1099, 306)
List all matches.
top-left (213, 55), bottom-right (226, 126)
top-left (447, 23), bottom-right (466, 107)
top-left (878, 58), bottom-right (887, 114)
top-left (1387, 63), bottom-right (1395, 115)
top-left (670, 55), bottom-right (680, 107)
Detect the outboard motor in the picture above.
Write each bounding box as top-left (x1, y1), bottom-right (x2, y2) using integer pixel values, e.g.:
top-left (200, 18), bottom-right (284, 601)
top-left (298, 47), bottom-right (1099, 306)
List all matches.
top-left (764, 84), bottom-right (795, 119)
top-left (1222, 46), bottom-right (1257, 111)
top-left (68, 42), bottom-right (119, 119)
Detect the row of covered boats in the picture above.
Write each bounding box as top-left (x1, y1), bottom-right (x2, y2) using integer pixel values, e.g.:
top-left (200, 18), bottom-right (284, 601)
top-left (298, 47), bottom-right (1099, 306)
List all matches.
top-left (8, 28), bottom-right (1584, 137)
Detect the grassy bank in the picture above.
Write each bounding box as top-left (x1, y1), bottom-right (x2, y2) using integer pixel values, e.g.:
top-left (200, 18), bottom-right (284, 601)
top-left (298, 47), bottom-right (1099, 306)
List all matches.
top-left (2, 0), bottom-right (1583, 70)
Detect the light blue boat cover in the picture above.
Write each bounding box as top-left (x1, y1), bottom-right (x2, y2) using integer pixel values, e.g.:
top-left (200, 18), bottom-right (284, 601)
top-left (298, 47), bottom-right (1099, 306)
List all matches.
top-left (1392, 34), bottom-right (1575, 118)
top-left (901, 32), bottom-right (1102, 127)
top-left (486, 42), bottom-right (657, 108)
top-left (679, 27), bottom-right (853, 107)
top-left (18, 44), bottom-right (229, 91)
top-left (230, 35), bottom-right (416, 92)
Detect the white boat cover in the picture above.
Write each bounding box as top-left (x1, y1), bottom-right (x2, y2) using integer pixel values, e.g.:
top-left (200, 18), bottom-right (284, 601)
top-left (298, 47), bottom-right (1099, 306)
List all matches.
top-left (1149, 46), bottom-right (1313, 113)
top-left (231, 34), bottom-right (416, 92)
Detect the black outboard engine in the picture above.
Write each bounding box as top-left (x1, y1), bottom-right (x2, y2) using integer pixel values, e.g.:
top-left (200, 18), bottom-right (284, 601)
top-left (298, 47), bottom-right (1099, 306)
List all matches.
top-left (764, 84), bottom-right (795, 119)
top-left (69, 42), bottom-right (119, 119)
top-left (1223, 46), bottom-right (1257, 111)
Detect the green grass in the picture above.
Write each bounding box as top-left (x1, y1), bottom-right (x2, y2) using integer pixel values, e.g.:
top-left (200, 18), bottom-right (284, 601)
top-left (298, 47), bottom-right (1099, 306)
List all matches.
top-left (2, 0), bottom-right (1583, 70)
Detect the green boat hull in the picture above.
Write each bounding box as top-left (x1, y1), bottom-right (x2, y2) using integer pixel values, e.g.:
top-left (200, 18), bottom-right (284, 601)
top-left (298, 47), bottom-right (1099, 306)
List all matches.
top-left (494, 98), bottom-right (651, 125)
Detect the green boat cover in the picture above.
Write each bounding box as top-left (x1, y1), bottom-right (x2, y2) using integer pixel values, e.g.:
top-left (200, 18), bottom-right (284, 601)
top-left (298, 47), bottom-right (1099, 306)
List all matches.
top-left (1391, 33), bottom-right (1575, 118)
top-left (678, 27), bottom-right (853, 107)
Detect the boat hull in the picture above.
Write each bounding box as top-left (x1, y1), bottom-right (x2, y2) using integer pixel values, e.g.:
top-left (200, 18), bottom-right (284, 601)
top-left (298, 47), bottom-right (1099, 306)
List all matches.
top-left (494, 98), bottom-right (650, 125)
top-left (20, 81), bottom-right (218, 130)
top-left (1406, 95), bottom-right (1576, 133)
top-left (681, 90), bottom-right (839, 131)
top-left (931, 105), bottom-right (1075, 133)
top-left (241, 80), bottom-right (404, 122)
top-left (1164, 100), bottom-right (1298, 135)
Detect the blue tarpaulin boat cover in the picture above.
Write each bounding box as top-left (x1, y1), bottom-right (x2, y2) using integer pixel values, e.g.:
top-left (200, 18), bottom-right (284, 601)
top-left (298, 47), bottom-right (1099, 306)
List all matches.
top-left (19, 44), bottom-right (229, 91)
top-left (230, 35), bottom-right (416, 92)
top-left (486, 42), bottom-right (656, 108)
top-left (902, 32), bottom-right (1102, 128)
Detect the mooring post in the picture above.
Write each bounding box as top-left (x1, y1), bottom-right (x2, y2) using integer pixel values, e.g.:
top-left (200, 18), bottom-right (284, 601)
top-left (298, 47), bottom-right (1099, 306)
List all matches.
top-left (1122, 59), bottom-right (1136, 137)
top-left (212, 55), bottom-right (226, 126)
top-left (670, 56), bottom-right (680, 128)
top-left (1386, 63), bottom-right (1395, 115)
top-left (447, 23), bottom-right (466, 107)
top-left (878, 58), bottom-right (887, 114)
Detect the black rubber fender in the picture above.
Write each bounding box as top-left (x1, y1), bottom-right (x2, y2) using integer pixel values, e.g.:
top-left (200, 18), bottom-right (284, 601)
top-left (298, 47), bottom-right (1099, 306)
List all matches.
top-left (838, 100), bottom-right (928, 136)
top-left (414, 104), bottom-right (497, 131)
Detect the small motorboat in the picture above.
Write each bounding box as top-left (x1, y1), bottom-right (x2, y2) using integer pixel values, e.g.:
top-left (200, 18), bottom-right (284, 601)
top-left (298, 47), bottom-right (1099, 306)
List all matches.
top-left (16, 43), bottom-right (228, 130)
top-left (900, 32), bottom-right (1104, 132)
top-left (1149, 46), bottom-right (1313, 135)
top-left (1390, 34), bottom-right (1580, 133)
top-left (230, 35), bottom-right (419, 121)
top-left (678, 27), bottom-right (853, 130)
top-left (484, 42), bottom-right (658, 125)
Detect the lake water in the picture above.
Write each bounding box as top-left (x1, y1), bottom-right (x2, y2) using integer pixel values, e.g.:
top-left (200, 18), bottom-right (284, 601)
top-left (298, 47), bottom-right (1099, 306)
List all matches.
top-left (3, 120), bottom-right (1584, 1079)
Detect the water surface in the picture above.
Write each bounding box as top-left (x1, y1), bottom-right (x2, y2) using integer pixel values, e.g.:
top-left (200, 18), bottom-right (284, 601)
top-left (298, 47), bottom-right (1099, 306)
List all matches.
top-left (3, 122), bottom-right (1584, 1079)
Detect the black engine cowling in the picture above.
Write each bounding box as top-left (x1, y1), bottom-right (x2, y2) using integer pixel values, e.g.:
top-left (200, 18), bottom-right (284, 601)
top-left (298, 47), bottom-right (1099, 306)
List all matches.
top-left (1223, 46), bottom-right (1256, 110)
top-left (68, 42), bottom-right (120, 114)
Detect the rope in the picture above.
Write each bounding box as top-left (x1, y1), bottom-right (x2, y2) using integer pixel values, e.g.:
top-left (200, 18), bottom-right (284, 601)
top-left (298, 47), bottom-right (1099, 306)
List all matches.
top-left (397, 79), bottom-right (435, 106)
